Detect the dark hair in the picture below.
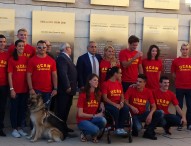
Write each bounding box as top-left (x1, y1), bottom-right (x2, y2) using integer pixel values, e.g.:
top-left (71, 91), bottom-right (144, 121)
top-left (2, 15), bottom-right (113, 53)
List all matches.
top-left (13, 40), bottom-right (24, 60)
top-left (138, 74), bottom-right (147, 81)
top-left (37, 40), bottom-right (46, 45)
top-left (159, 76), bottom-right (169, 83)
top-left (83, 74), bottom-right (101, 102)
top-left (147, 45), bottom-right (160, 60)
top-left (0, 34), bottom-right (6, 39)
top-left (128, 35), bottom-right (139, 44)
top-left (105, 66), bottom-right (120, 81)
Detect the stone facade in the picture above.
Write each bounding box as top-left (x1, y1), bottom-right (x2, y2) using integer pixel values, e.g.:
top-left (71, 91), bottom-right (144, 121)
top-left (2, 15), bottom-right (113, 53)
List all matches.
top-left (0, 0), bottom-right (191, 62)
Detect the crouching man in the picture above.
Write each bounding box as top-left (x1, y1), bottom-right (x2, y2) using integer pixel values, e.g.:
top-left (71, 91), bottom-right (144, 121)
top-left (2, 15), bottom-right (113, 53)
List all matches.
top-left (125, 74), bottom-right (163, 140)
top-left (153, 76), bottom-right (186, 135)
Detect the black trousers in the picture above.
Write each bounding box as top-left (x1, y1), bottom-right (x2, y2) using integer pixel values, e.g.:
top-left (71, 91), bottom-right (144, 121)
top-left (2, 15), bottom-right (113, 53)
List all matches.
top-left (0, 85), bottom-right (9, 130)
top-left (56, 91), bottom-right (73, 126)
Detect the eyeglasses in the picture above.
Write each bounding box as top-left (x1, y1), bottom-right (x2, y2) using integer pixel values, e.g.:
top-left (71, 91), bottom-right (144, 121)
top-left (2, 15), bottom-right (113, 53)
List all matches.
top-left (37, 46), bottom-right (46, 49)
top-left (90, 46), bottom-right (97, 48)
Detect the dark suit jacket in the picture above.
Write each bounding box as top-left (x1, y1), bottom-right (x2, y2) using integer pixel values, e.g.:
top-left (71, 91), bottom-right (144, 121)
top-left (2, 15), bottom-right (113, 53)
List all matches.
top-left (76, 52), bottom-right (102, 88)
top-left (56, 53), bottom-right (77, 95)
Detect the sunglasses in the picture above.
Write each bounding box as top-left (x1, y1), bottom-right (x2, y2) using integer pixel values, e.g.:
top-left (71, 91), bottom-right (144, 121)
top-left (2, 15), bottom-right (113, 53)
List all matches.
top-left (37, 46), bottom-right (46, 49)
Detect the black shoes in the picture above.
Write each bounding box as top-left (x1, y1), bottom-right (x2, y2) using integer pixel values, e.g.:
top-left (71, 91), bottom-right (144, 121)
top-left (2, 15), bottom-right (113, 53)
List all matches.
top-left (143, 132), bottom-right (157, 140)
top-left (0, 130), bottom-right (6, 137)
top-left (164, 127), bottom-right (171, 135)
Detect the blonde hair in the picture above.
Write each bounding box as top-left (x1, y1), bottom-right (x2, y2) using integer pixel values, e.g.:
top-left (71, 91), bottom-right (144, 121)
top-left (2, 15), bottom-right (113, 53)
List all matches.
top-left (17, 28), bottom-right (27, 34)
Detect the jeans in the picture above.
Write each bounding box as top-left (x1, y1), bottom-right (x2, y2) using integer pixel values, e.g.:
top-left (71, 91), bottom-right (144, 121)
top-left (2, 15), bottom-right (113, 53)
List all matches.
top-left (105, 104), bottom-right (129, 129)
top-left (78, 117), bottom-right (107, 137)
top-left (122, 82), bottom-right (135, 93)
top-left (163, 114), bottom-right (181, 129)
top-left (35, 90), bottom-right (51, 108)
top-left (0, 85), bottom-right (9, 130)
top-left (10, 93), bottom-right (29, 129)
top-left (176, 88), bottom-right (191, 127)
top-left (132, 110), bottom-right (163, 134)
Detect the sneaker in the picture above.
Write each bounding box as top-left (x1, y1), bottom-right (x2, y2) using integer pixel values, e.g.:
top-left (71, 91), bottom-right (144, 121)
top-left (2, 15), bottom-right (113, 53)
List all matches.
top-left (120, 129), bottom-right (127, 135)
top-left (177, 126), bottom-right (183, 131)
top-left (18, 129), bottom-right (27, 136)
top-left (187, 125), bottom-right (191, 130)
top-left (12, 129), bottom-right (21, 138)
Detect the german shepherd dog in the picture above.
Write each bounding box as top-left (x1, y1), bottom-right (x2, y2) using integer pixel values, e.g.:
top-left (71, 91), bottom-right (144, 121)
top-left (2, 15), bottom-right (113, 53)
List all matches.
top-left (27, 94), bottom-right (64, 142)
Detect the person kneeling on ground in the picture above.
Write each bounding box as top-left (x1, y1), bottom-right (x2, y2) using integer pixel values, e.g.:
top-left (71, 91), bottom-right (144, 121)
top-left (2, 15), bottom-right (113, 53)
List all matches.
top-left (77, 74), bottom-right (106, 143)
top-left (125, 74), bottom-right (163, 140)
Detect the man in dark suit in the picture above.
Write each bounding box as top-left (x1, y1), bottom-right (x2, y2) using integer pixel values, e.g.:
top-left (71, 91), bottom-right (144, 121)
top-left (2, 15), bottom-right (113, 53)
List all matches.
top-left (56, 42), bottom-right (77, 132)
top-left (76, 41), bottom-right (102, 90)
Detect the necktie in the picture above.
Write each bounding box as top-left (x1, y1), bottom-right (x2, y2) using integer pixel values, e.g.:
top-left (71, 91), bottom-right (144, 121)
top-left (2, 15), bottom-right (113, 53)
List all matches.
top-left (92, 55), bottom-right (97, 74)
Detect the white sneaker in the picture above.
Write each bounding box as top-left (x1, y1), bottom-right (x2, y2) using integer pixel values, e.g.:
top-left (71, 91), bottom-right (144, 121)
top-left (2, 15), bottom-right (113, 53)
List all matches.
top-left (115, 129), bottom-right (123, 135)
top-left (120, 129), bottom-right (127, 135)
top-left (12, 129), bottom-right (21, 138)
top-left (18, 129), bottom-right (27, 136)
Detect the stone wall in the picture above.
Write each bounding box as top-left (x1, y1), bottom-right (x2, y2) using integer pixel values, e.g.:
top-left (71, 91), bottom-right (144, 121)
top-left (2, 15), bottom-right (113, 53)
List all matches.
top-left (0, 0), bottom-right (191, 63)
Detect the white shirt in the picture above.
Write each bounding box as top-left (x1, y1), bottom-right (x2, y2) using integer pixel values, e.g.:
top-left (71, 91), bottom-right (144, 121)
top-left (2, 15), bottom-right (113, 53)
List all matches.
top-left (88, 52), bottom-right (99, 76)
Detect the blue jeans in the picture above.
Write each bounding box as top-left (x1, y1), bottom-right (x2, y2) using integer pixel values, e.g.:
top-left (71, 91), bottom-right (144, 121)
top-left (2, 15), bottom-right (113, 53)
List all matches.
top-left (133, 110), bottom-right (163, 134)
top-left (176, 88), bottom-right (191, 127)
top-left (10, 93), bottom-right (29, 129)
top-left (163, 114), bottom-right (181, 129)
top-left (78, 117), bottom-right (107, 137)
top-left (35, 90), bottom-right (51, 108)
top-left (0, 85), bottom-right (8, 129)
top-left (105, 104), bottom-right (129, 129)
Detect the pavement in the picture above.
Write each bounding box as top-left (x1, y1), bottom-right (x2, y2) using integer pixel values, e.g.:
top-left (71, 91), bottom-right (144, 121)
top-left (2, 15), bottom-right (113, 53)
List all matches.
top-left (1, 126), bottom-right (191, 146)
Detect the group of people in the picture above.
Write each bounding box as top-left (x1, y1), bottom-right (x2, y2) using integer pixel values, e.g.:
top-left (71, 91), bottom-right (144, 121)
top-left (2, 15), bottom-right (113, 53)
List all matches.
top-left (0, 29), bottom-right (190, 142)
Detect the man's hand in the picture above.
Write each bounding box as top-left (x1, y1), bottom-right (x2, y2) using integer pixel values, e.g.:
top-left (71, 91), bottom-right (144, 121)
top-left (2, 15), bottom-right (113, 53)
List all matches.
top-left (66, 87), bottom-right (71, 93)
top-left (146, 113), bottom-right (153, 125)
top-left (51, 89), bottom-right (57, 97)
top-left (131, 106), bottom-right (139, 114)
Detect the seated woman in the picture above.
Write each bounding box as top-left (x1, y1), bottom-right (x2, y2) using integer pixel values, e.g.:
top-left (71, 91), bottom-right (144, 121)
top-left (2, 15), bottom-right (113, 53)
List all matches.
top-left (77, 74), bottom-right (106, 143)
top-left (102, 66), bottom-right (129, 135)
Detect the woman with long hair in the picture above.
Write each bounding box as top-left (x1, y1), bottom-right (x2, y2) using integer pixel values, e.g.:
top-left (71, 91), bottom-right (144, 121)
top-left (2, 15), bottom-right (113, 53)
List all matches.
top-left (142, 45), bottom-right (162, 90)
top-left (99, 45), bottom-right (120, 85)
top-left (102, 66), bottom-right (129, 135)
top-left (77, 74), bottom-right (106, 143)
top-left (8, 39), bottom-right (28, 138)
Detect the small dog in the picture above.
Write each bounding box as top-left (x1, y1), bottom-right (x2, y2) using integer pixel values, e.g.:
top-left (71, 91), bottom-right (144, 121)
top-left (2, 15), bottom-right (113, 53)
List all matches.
top-left (27, 94), bottom-right (64, 142)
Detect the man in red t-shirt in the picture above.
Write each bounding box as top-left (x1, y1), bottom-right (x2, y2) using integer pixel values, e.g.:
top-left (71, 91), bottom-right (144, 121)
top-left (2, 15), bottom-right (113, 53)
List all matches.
top-left (125, 74), bottom-right (163, 140)
top-left (153, 76), bottom-right (186, 135)
top-left (27, 40), bottom-right (57, 106)
top-left (0, 34), bottom-right (9, 136)
top-left (8, 28), bottom-right (36, 58)
top-left (171, 43), bottom-right (191, 130)
top-left (119, 35), bottom-right (143, 92)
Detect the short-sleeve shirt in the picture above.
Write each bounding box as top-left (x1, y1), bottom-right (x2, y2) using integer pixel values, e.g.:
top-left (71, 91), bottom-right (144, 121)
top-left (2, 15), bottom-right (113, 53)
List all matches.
top-left (0, 52), bottom-right (9, 86)
top-left (119, 49), bottom-right (142, 82)
top-left (102, 80), bottom-right (123, 104)
top-left (27, 55), bottom-right (56, 92)
top-left (153, 89), bottom-right (179, 114)
top-left (125, 87), bottom-right (155, 114)
top-left (8, 56), bottom-right (28, 93)
top-left (76, 92), bottom-right (100, 123)
top-left (171, 57), bottom-right (191, 89)
top-left (142, 59), bottom-right (162, 89)
top-left (8, 44), bottom-right (36, 58)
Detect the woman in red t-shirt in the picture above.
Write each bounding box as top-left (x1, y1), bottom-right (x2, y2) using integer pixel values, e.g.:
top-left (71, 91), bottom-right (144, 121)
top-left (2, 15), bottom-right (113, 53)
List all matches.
top-left (77, 74), bottom-right (106, 143)
top-left (8, 40), bottom-right (28, 138)
top-left (142, 45), bottom-right (162, 90)
top-left (99, 45), bottom-right (120, 85)
top-left (102, 66), bottom-right (129, 135)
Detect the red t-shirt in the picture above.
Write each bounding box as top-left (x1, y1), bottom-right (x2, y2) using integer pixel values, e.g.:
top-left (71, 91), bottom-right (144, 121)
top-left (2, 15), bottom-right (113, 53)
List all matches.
top-left (119, 48), bottom-right (142, 82)
top-left (8, 44), bottom-right (36, 58)
top-left (125, 87), bottom-right (155, 114)
top-left (142, 59), bottom-right (162, 89)
top-left (99, 59), bottom-right (120, 85)
top-left (27, 55), bottom-right (56, 92)
top-left (76, 92), bottom-right (100, 123)
top-left (102, 80), bottom-right (123, 104)
top-left (153, 89), bottom-right (179, 114)
top-left (171, 57), bottom-right (191, 89)
top-left (8, 56), bottom-right (28, 93)
top-left (0, 51), bottom-right (9, 86)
